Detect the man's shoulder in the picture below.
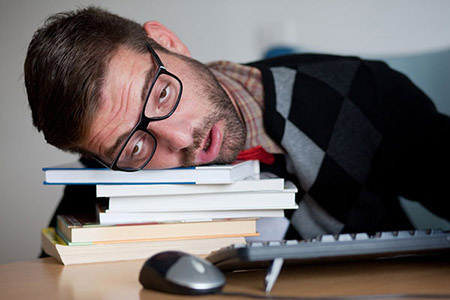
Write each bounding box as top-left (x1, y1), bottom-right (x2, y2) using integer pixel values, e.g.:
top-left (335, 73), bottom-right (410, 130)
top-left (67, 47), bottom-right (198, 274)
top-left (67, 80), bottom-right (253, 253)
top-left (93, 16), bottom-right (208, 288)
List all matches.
top-left (246, 53), bottom-right (364, 69)
top-left (245, 53), bottom-right (391, 97)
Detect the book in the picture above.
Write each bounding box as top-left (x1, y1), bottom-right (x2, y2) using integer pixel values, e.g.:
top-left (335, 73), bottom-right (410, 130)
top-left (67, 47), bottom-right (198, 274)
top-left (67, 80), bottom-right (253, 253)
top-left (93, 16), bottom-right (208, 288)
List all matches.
top-left (107, 181), bottom-right (298, 212)
top-left (96, 172), bottom-right (284, 197)
top-left (41, 228), bottom-right (246, 265)
top-left (43, 160), bottom-right (259, 185)
top-left (56, 214), bottom-right (257, 243)
top-left (97, 203), bottom-right (286, 225)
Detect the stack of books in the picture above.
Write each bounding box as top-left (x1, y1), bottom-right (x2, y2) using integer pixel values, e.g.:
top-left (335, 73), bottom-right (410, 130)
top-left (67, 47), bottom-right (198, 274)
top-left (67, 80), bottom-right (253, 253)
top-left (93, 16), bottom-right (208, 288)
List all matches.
top-left (41, 160), bottom-right (298, 265)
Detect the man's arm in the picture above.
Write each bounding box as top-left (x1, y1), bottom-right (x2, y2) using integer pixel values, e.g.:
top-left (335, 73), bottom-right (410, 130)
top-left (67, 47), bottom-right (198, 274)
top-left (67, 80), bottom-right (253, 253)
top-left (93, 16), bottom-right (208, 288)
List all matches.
top-left (367, 60), bottom-right (450, 221)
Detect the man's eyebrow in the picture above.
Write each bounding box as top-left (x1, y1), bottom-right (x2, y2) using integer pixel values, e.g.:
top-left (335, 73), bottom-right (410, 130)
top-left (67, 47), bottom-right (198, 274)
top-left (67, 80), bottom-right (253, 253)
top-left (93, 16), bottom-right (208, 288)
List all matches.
top-left (105, 131), bottom-right (129, 161)
top-left (141, 66), bottom-right (157, 103)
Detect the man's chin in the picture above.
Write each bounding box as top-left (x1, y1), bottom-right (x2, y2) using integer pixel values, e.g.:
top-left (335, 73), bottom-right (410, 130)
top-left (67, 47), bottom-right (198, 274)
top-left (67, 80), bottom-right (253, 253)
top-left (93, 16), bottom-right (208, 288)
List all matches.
top-left (210, 148), bottom-right (242, 165)
top-left (182, 149), bottom-right (240, 167)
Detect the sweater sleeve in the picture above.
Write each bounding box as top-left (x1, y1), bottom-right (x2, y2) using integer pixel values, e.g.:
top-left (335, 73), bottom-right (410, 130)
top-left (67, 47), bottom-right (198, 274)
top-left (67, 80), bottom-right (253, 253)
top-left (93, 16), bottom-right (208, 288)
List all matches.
top-left (366, 60), bottom-right (450, 221)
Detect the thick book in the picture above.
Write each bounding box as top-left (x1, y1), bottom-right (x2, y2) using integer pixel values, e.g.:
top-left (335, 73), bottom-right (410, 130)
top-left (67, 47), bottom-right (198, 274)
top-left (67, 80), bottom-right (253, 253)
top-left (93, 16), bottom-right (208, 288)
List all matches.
top-left (96, 172), bottom-right (284, 197)
top-left (107, 181), bottom-right (298, 212)
top-left (97, 203), bottom-right (286, 225)
top-left (41, 228), bottom-right (246, 265)
top-left (56, 214), bottom-right (257, 243)
top-left (43, 160), bottom-right (259, 185)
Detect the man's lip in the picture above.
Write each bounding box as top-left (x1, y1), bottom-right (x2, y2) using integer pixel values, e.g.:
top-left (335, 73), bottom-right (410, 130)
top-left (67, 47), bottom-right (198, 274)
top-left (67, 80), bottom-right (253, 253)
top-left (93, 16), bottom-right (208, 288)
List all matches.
top-left (197, 123), bottom-right (222, 165)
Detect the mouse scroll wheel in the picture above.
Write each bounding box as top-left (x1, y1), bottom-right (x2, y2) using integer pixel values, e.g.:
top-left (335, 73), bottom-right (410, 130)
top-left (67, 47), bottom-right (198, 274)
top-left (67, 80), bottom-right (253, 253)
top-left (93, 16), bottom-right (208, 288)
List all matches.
top-left (190, 259), bottom-right (206, 274)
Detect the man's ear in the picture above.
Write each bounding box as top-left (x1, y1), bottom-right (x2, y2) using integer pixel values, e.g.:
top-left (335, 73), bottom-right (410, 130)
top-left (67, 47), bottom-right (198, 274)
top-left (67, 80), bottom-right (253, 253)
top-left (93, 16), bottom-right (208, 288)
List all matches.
top-left (143, 21), bottom-right (191, 57)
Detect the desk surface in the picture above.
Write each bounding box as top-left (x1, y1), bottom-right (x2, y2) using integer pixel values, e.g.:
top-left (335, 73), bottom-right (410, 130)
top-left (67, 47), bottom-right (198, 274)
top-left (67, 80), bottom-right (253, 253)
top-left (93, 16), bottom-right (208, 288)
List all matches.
top-left (1, 256), bottom-right (450, 300)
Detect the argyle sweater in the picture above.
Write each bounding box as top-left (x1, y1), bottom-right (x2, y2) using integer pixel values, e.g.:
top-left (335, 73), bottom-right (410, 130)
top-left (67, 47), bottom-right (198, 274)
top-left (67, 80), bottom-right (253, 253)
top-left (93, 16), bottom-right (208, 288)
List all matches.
top-left (248, 54), bottom-right (450, 239)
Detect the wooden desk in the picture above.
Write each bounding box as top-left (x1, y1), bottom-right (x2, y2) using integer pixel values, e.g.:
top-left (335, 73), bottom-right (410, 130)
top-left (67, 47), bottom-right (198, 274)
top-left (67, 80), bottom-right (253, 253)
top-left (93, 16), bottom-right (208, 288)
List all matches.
top-left (1, 256), bottom-right (449, 300)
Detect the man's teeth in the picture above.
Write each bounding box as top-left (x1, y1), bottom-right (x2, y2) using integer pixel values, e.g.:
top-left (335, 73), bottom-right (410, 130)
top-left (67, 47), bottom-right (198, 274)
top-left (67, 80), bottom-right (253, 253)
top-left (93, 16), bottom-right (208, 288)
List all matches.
top-left (203, 136), bottom-right (211, 151)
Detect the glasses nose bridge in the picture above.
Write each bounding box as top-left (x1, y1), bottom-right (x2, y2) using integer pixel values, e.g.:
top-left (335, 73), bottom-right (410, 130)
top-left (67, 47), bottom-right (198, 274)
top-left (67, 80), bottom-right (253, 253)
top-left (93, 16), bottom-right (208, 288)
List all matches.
top-left (139, 113), bottom-right (170, 132)
top-left (138, 116), bottom-right (152, 131)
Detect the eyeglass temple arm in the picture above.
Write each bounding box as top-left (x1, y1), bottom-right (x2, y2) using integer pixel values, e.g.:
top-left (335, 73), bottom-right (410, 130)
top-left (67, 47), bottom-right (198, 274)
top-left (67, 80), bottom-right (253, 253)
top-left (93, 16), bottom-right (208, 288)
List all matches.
top-left (145, 41), bottom-right (165, 69)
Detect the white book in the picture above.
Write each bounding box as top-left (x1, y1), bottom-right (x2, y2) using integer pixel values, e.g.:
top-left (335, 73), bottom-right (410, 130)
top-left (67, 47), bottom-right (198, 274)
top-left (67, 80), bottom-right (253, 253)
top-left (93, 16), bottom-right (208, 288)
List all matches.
top-left (97, 204), bottom-right (287, 225)
top-left (107, 181), bottom-right (298, 212)
top-left (96, 172), bottom-right (284, 197)
top-left (43, 160), bottom-right (259, 185)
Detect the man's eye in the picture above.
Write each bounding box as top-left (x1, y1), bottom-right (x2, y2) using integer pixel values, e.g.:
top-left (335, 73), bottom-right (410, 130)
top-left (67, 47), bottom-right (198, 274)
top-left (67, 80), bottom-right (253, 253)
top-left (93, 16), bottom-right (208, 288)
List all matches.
top-left (132, 140), bottom-right (143, 156)
top-left (159, 86), bottom-right (170, 104)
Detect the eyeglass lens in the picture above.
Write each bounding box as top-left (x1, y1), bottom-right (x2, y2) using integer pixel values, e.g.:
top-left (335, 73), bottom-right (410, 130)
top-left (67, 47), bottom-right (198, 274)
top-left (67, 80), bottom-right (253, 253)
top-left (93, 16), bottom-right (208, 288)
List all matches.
top-left (117, 130), bottom-right (156, 169)
top-left (144, 73), bottom-right (181, 118)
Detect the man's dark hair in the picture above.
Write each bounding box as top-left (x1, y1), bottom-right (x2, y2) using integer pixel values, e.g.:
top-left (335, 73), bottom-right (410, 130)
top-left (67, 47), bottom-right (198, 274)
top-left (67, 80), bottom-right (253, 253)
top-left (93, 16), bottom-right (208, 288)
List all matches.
top-left (24, 6), bottom-right (163, 153)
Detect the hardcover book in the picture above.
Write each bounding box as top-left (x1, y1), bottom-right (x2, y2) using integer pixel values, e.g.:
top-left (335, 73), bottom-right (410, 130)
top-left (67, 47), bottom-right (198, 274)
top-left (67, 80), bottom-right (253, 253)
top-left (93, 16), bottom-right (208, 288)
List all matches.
top-left (98, 208), bottom-right (284, 225)
top-left (43, 160), bottom-right (259, 185)
top-left (96, 172), bottom-right (284, 197)
top-left (96, 203), bottom-right (286, 225)
top-left (106, 181), bottom-right (298, 212)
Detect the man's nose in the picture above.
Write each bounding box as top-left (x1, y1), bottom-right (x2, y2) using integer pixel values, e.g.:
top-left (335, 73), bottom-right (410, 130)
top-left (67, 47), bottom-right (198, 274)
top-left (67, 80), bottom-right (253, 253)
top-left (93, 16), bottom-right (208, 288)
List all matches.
top-left (149, 119), bottom-right (193, 152)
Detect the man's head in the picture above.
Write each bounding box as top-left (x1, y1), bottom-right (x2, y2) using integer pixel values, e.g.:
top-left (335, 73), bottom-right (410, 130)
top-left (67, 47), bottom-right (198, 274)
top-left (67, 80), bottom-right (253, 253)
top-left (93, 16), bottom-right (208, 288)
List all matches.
top-left (25, 7), bottom-right (246, 169)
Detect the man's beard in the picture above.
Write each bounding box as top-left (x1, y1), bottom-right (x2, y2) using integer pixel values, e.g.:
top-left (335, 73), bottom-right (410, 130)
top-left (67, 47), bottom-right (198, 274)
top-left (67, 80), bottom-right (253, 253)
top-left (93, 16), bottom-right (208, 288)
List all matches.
top-left (179, 57), bottom-right (246, 167)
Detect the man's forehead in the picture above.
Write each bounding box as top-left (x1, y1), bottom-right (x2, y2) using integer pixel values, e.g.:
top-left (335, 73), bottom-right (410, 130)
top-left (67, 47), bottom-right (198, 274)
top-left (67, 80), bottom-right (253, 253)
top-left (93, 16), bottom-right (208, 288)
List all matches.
top-left (86, 46), bottom-right (155, 160)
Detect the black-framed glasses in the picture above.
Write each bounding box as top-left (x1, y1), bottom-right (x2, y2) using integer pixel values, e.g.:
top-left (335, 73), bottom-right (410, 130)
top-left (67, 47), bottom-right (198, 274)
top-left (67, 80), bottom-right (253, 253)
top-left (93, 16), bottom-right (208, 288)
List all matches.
top-left (93, 41), bottom-right (183, 171)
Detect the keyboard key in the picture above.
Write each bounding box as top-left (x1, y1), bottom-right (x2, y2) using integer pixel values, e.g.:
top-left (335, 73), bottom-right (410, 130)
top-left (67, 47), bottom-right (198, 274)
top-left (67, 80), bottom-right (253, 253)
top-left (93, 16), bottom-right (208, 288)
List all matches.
top-left (380, 232), bottom-right (396, 239)
top-left (321, 234), bottom-right (337, 242)
top-left (338, 234), bottom-right (353, 241)
top-left (355, 233), bottom-right (369, 240)
top-left (397, 230), bottom-right (414, 238)
top-left (285, 240), bottom-right (299, 246)
top-left (414, 230), bottom-right (431, 236)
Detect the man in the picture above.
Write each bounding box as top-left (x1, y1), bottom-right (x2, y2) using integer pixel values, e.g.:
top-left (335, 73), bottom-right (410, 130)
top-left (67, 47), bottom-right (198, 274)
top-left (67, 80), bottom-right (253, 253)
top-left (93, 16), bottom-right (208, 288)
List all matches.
top-left (25, 7), bottom-right (449, 244)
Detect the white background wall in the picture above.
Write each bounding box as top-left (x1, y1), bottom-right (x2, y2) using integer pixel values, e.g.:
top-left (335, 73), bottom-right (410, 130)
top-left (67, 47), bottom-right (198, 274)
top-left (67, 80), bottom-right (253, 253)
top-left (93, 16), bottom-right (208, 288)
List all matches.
top-left (1, 0), bottom-right (449, 264)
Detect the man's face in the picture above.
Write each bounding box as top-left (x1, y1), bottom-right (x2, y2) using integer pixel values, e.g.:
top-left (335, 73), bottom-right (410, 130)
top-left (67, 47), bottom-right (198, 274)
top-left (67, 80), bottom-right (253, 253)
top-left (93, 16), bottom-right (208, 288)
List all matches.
top-left (82, 46), bottom-right (246, 169)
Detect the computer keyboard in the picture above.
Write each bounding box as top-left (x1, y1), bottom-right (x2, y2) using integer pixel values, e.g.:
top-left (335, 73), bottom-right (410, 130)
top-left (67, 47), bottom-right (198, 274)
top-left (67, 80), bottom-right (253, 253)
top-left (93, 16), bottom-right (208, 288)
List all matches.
top-left (205, 229), bottom-right (450, 292)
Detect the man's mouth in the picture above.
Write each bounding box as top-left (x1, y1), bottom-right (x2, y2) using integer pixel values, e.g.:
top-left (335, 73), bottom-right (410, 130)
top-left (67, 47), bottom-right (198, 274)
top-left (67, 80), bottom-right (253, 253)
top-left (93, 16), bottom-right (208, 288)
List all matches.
top-left (197, 123), bottom-right (222, 165)
top-left (203, 131), bottom-right (212, 151)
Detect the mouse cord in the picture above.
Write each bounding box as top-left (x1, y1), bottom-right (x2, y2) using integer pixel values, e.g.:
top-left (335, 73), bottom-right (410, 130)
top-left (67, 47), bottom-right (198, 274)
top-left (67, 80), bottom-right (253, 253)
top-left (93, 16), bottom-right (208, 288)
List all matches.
top-left (219, 291), bottom-right (450, 300)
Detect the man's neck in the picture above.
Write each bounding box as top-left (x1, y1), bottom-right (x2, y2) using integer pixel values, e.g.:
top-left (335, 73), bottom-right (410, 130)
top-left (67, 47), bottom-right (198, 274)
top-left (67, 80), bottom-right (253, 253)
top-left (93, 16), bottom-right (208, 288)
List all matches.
top-left (207, 61), bottom-right (284, 154)
top-left (219, 81), bottom-right (245, 124)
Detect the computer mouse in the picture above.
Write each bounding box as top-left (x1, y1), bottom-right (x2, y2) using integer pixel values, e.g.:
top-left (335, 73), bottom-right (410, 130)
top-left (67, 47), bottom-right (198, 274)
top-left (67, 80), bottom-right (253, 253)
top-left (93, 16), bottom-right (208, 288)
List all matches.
top-left (139, 250), bottom-right (226, 295)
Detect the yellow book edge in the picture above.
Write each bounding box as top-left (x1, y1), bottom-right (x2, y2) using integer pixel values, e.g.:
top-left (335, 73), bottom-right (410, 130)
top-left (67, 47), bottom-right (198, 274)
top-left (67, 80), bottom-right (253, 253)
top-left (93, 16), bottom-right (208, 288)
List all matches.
top-left (57, 217), bottom-right (259, 244)
top-left (41, 228), bottom-right (66, 264)
top-left (41, 228), bottom-right (255, 265)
